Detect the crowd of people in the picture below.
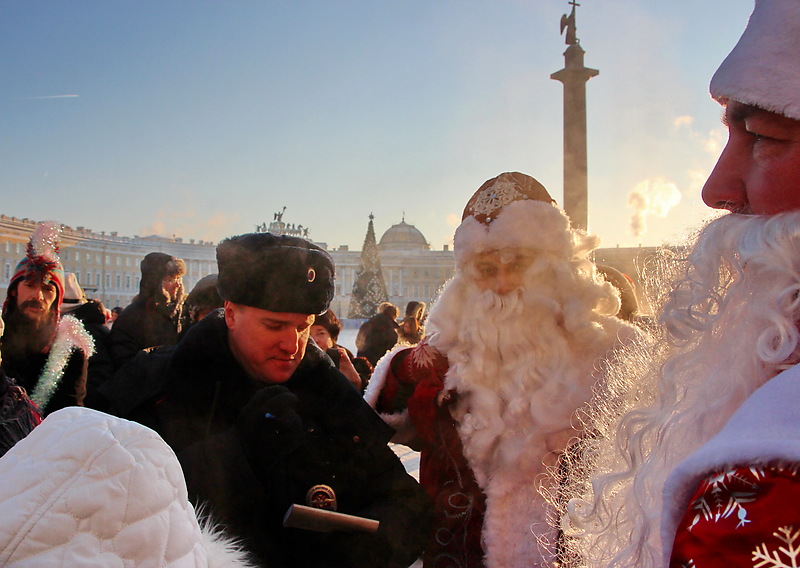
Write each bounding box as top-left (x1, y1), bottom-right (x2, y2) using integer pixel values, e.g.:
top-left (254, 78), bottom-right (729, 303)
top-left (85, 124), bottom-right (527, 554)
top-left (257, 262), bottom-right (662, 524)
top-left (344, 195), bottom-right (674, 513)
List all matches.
top-left (1, 1), bottom-right (799, 566)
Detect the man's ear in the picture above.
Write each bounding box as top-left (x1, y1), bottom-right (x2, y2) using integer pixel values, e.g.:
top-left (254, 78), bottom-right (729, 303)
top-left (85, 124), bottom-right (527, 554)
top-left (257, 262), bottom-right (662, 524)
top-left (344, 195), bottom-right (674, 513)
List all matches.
top-left (223, 300), bottom-right (237, 329)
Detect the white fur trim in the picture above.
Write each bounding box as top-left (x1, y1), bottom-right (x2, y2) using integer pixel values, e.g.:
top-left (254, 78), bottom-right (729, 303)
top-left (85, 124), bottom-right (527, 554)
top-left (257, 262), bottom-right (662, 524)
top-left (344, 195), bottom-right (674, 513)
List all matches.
top-left (454, 200), bottom-right (593, 266)
top-left (198, 515), bottom-right (257, 568)
top-left (710, 0), bottom-right (800, 120)
top-left (362, 344), bottom-right (405, 408)
top-left (363, 345), bottom-right (418, 444)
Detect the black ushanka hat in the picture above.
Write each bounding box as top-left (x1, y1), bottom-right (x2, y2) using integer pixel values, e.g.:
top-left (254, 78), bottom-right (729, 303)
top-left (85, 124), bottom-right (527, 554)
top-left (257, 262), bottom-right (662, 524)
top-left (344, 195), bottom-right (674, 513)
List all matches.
top-left (216, 233), bottom-right (335, 315)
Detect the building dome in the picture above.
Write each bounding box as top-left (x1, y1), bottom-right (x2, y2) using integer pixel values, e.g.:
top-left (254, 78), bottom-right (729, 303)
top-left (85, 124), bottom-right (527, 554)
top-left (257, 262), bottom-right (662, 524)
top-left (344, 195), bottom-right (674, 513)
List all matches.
top-left (379, 220), bottom-right (430, 252)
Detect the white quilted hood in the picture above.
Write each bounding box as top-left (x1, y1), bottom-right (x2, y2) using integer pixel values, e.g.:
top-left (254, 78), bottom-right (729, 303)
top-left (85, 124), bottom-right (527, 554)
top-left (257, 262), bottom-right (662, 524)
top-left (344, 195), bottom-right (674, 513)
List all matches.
top-left (0, 407), bottom-right (254, 567)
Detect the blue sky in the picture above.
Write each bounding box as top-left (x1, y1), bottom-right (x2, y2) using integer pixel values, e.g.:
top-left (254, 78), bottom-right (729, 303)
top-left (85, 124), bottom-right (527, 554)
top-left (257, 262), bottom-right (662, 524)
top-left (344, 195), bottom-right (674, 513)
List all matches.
top-left (1, 0), bottom-right (754, 250)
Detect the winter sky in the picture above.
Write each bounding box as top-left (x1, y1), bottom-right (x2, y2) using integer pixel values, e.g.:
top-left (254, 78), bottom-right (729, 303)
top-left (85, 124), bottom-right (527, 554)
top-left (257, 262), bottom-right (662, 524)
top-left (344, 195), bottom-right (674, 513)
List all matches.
top-left (1, 0), bottom-right (755, 251)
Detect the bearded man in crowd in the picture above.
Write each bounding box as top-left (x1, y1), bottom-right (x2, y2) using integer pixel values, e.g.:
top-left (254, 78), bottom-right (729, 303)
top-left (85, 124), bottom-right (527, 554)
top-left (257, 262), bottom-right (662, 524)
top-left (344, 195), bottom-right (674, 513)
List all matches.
top-left (366, 172), bottom-right (635, 568)
top-left (558, 2), bottom-right (800, 567)
top-left (1, 222), bottom-right (94, 415)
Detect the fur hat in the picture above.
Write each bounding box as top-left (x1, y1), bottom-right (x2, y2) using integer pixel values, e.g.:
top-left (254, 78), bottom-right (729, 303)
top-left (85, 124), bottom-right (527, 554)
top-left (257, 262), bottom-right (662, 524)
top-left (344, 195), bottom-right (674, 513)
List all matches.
top-left (710, 0), bottom-right (800, 120)
top-left (216, 232), bottom-right (335, 315)
top-left (185, 274), bottom-right (223, 311)
top-left (313, 309), bottom-right (342, 343)
top-left (454, 172), bottom-right (577, 266)
top-left (138, 252), bottom-right (185, 301)
top-left (2, 221), bottom-right (65, 317)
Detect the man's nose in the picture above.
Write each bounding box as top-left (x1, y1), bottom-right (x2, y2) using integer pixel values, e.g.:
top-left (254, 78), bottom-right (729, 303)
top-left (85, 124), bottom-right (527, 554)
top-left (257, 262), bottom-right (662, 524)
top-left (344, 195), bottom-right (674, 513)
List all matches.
top-left (278, 330), bottom-right (301, 355)
top-left (493, 270), bottom-right (517, 296)
top-left (701, 142), bottom-right (749, 213)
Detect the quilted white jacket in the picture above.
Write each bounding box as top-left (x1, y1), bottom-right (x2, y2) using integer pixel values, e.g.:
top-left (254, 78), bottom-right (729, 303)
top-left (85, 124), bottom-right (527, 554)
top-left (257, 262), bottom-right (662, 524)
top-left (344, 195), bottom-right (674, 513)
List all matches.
top-left (0, 407), bottom-right (255, 567)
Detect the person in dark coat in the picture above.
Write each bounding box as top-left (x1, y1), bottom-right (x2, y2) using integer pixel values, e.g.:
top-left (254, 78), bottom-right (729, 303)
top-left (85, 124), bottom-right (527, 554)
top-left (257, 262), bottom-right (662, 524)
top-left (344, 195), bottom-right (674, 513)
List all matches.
top-left (310, 308), bottom-right (372, 392)
top-left (356, 302), bottom-right (400, 366)
top-left (103, 232), bottom-right (430, 568)
top-left (179, 273), bottom-right (223, 337)
top-left (60, 273), bottom-right (114, 411)
top-left (109, 252), bottom-right (185, 369)
top-left (0, 314), bottom-right (43, 458)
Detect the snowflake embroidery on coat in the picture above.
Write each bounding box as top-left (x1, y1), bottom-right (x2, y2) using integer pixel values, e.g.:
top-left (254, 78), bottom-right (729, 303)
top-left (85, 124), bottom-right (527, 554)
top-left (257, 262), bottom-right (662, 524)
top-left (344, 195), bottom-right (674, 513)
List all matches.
top-left (469, 180), bottom-right (522, 216)
top-left (686, 467), bottom-right (763, 531)
top-left (409, 337), bottom-right (442, 370)
top-left (752, 525), bottom-right (800, 568)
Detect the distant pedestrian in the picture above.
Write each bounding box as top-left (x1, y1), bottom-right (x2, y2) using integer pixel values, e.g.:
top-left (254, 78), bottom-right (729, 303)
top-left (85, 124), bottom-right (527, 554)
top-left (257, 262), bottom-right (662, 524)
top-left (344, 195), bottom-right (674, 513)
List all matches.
top-left (180, 273), bottom-right (223, 336)
top-left (311, 309), bottom-right (369, 391)
top-left (109, 252), bottom-right (185, 369)
top-left (106, 306), bottom-right (123, 329)
top-left (397, 301), bottom-right (426, 346)
top-left (355, 302), bottom-right (399, 366)
top-left (61, 273), bottom-right (114, 410)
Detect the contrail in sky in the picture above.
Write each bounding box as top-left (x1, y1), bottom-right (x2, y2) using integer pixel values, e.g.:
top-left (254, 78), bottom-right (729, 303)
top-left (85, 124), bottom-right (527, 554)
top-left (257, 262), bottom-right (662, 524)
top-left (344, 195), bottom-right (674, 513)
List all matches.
top-left (17, 95), bottom-right (80, 100)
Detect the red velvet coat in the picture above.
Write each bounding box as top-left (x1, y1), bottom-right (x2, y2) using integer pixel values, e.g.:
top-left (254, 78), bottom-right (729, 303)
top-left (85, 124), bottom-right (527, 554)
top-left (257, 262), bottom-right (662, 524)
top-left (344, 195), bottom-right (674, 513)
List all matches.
top-left (376, 340), bottom-right (487, 568)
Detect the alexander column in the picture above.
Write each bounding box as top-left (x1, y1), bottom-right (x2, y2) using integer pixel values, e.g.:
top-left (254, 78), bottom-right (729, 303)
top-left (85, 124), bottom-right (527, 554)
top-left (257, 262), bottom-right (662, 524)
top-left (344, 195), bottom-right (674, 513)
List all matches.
top-left (550, 1), bottom-right (598, 232)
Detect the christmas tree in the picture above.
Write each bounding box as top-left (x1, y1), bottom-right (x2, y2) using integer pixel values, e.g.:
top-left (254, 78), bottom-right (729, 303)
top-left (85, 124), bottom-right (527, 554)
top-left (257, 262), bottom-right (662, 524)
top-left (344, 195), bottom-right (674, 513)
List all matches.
top-left (348, 214), bottom-right (389, 318)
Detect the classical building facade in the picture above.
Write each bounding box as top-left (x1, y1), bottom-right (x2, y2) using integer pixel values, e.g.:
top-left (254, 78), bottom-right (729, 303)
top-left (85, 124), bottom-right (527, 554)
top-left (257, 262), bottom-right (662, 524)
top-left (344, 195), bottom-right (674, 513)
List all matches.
top-left (0, 215), bottom-right (217, 310)
top-left (0, 213), bottom-right (656, 318)
top-left (0, 215), bottom-right (456, 315)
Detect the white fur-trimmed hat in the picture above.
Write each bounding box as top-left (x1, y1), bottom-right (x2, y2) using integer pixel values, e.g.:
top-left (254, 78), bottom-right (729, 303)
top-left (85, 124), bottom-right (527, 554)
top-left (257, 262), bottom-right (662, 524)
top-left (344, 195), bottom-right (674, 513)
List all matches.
top-left (710, 0), bottom-right (800, 120)
top-left (454, 172), bottom-right (581, 266)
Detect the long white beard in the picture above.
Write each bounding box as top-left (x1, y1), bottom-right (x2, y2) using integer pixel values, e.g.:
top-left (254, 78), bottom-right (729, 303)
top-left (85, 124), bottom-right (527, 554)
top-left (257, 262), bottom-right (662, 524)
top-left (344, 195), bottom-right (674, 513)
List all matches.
top-left (425, 258), bottom-right (623, 567)
top-left (562, 211), bottom-right (800, 568)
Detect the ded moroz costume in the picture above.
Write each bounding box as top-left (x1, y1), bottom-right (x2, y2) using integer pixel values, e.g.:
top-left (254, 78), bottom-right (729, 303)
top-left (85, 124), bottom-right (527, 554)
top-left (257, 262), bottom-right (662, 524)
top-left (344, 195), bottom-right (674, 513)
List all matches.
top-left (366, 172), bottom-right (634, 568)
top-left (557, 3), bottom-right (800, 567)
top-left (666, 2), bottom-right (800, 565)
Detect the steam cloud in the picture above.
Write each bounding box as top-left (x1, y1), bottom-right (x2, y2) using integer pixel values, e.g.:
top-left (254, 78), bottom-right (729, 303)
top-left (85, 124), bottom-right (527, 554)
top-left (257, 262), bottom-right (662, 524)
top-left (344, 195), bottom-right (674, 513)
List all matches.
top-left (627, 178), bottom-right (682, 238)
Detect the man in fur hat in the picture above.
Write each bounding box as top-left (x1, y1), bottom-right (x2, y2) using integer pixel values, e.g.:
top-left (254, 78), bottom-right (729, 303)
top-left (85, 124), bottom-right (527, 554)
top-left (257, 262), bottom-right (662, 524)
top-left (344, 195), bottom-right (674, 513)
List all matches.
top-left (557, 3), bottom-right (800, 567)
top-left (1, 222), bottom-right (94, 415)
top-left (117, 233), bottom-right (429, 568)
top-left (109, 251), bottom-right (186, 369)
top-left (365, 172), bottom-right (633, 568)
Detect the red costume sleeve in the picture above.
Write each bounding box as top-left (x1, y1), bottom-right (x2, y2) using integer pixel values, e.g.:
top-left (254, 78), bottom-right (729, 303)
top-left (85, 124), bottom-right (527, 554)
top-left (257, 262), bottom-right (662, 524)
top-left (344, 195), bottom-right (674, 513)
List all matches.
top-left (670, 464), bottom-right (800, 567)
top-left (402, 341), bottom-right (450, 448)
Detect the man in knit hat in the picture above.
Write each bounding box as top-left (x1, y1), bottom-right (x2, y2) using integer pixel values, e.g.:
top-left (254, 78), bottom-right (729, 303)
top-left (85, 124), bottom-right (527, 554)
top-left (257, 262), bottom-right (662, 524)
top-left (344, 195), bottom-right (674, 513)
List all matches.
top-left (557, 3), bottom-right (800, 567)
top-left (109, 251), bottom-right (186, 369)
top-left (1, 222), bottom-right (94, 415)
top-left (119, 233), bottom-right (429, 568)
top-left (365, 172), bottom-right (634, 568)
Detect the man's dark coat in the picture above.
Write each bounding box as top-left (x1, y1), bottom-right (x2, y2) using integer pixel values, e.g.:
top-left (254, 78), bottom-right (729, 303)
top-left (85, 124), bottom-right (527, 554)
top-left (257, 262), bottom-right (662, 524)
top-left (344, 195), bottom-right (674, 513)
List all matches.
top-left (102, 310), bottom-right (430, 568)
